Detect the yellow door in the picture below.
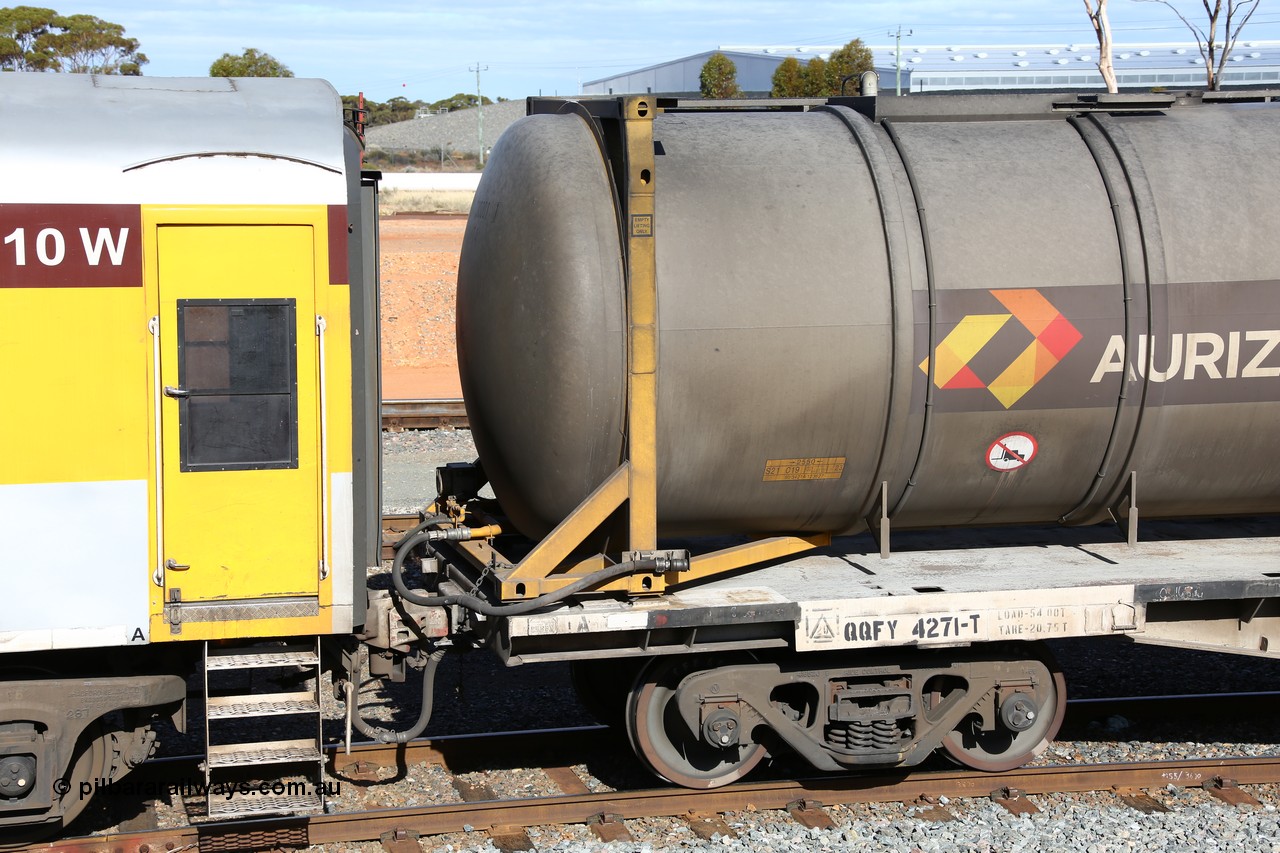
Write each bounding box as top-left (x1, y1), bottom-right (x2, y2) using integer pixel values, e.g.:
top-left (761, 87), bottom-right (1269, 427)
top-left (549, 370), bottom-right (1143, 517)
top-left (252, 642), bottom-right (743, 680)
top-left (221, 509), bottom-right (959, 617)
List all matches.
top-left (158, 225), bottom-right (320, 603)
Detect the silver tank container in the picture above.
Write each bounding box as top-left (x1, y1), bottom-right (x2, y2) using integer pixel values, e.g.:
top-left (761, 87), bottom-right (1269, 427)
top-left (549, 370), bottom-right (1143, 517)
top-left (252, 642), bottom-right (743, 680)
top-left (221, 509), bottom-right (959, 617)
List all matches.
top-left (457, 94), bottom-right (1280, 540)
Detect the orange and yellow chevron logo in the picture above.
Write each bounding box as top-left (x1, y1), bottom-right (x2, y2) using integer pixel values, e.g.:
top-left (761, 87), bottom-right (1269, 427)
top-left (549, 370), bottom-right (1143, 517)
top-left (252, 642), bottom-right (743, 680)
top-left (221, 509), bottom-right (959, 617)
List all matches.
top-left (919, 289), bottom-right (1082, 409)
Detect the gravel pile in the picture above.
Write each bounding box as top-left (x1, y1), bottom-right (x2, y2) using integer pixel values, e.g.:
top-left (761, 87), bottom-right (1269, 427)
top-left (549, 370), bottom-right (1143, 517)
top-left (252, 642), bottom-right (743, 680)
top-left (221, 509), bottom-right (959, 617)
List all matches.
top-left (366, 101), bottom-right (527, 157)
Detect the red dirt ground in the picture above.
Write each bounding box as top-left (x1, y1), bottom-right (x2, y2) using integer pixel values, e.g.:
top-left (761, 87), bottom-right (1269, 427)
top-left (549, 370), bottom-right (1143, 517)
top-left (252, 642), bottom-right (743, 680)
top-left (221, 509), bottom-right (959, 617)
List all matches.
top-left (379, 215), bottom-right (465, 399)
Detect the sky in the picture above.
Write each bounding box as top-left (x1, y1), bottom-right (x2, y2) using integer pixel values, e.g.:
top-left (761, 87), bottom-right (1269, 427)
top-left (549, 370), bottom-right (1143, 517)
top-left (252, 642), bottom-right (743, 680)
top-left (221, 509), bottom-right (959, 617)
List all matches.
top-left (67, 0), bottom-right (1280, 103)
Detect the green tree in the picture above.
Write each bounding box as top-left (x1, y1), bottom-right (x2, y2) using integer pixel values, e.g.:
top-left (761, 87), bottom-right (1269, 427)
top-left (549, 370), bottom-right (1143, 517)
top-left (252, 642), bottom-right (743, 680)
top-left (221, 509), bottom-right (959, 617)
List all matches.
top-left (209, 47), bottom-right (292, 77)
top-left (38, 12), bottom-right (146, 74)
top-left (382, 95), bottom-right (418, 121)
top-left (339, 92), bottom-right (505, 130)
top-left (341, 94), bottom-right (431, 127)
top-left (802, 56), bottom-right (828, 96)
top-left (770, 56), bottom-right (805, 97)
top-left (0, 5), bottom-right (57, 70)
top-left (2, 7), bottom-right (144, 73)
top-left (428, 92), bottom-right (493, 112)
top-left (699, 51), bottom-right (742, 98)
top-left (824, 39), bottom-right (875, 95)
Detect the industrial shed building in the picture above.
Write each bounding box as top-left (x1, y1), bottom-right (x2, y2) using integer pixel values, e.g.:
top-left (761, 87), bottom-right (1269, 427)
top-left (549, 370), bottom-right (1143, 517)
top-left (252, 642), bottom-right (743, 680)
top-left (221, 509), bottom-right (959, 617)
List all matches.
top-left (580, 49), bottom-right (891, 96)
top-left (583, 41), bottom-right (1280, 96)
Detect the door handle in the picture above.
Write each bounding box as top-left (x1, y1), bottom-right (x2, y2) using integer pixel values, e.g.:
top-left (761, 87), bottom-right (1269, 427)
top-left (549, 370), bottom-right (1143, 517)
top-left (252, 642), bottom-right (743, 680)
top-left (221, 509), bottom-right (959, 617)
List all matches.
top-left (165, 558), bottom-right (190, 571)
top-left (163, 386), bottom-right (189, 398)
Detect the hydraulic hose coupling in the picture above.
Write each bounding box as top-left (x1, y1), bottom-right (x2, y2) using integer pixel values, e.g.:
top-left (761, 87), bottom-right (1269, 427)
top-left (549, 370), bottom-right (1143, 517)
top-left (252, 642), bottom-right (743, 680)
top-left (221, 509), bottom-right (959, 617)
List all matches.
top-left (625, 550), bottom-right (692, 574)
top-left (423, 524), bottom-right (502, 543)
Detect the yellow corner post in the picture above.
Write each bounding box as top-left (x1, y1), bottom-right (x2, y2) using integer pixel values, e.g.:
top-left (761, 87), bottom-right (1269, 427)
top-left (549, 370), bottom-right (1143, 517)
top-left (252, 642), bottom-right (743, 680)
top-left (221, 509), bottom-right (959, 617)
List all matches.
top-left (623, 95), bottom-right (659, 555)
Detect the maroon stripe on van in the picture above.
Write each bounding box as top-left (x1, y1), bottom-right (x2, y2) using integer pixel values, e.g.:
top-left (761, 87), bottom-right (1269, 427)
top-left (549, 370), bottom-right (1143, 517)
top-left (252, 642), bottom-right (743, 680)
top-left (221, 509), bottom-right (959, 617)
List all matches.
top-left (0, 204), bottom-right (142, 288)
top-left (328, 204), bottom-right (349, 285)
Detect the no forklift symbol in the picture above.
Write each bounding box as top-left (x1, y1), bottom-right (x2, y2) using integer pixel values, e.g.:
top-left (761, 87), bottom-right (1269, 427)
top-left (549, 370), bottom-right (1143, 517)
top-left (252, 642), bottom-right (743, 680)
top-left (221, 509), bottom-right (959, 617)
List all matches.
top-left (986, 432), bottom-right (1038, 472)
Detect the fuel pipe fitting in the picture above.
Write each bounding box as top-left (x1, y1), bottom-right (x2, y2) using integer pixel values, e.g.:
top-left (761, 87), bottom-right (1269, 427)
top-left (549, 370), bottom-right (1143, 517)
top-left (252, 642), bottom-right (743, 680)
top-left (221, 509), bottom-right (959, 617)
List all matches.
top-left (421, 524), bottom-right (502, 543)
top-left (623, 550), bottom-right (692, 574)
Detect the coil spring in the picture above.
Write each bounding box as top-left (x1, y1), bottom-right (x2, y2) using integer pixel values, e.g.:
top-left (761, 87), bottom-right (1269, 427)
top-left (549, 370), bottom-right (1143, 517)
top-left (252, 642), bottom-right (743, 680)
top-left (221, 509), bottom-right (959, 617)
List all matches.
top-left (826, 718), bottom-right (901, 751)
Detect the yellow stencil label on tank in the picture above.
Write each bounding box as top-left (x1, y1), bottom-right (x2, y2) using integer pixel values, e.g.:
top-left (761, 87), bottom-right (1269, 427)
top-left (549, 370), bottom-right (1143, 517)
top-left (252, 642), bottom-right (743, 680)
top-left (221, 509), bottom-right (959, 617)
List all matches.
top-left (763, 457), bottom-right (846, 482)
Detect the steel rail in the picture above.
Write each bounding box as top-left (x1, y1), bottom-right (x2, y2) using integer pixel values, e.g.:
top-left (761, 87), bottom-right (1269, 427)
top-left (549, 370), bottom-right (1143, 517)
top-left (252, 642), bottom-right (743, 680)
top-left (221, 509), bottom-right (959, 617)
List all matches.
top-left (381, 398), bottom-right (468, 430)
top-left (24, 755), bottom-right (1280, 853)
top-left (382, 513), bottom-right (434, 559)
top-left (298, 756), bottom-right (1280, 842)
top-left (16, 690), bottom-right (1280, 849)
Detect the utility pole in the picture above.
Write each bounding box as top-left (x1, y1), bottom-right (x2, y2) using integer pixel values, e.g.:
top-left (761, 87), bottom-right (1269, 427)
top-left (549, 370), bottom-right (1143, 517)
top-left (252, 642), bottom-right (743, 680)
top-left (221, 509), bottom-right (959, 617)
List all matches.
top-left (470, 61), bottom-right (489, 165)
top-left (888, 26), bottom-right (912, 96)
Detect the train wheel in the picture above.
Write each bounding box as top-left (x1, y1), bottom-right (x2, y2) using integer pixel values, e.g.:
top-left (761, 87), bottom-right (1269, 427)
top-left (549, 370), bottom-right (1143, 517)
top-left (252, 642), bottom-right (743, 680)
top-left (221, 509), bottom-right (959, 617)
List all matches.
top-left (938, 645), bottom-right (1067, 772)
top-left (0, 722), bottom-right (107, 848)
top-left (625, 657), bottom-right (766, 789)
top-left (59, 723), bottom-right (111, 829)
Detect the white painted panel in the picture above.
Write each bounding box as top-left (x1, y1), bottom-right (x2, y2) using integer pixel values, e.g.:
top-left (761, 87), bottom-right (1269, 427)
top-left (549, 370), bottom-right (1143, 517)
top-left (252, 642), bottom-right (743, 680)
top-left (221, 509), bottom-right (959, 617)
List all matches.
top-left (1, 74), bottom-right (346, 206)
top-left (0, 480), bottom-right (149, 649)
top-left (795, 585), bottom-right (1136, 652)
top-left (331, 472), bottom-right (354, 610)
top-left (10, 159), bottom-right (346, 206)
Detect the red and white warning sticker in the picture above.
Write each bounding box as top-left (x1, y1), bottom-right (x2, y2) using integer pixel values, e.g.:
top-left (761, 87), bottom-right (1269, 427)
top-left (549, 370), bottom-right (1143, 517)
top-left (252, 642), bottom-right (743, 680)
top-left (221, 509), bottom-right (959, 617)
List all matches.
top-left (986, 432), bottom-right (1038, 472)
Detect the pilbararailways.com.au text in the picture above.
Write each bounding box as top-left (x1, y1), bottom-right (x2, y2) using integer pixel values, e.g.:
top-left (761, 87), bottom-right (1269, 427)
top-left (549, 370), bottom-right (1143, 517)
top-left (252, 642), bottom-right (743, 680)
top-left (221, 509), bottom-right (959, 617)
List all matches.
top-left (59, 777), bottom-right (342, 801)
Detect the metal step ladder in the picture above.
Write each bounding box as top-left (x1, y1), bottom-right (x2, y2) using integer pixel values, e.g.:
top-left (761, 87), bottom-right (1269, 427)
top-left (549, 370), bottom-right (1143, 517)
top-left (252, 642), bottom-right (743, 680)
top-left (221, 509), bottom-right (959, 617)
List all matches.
top-left (202, 638), bottom-right (326, 820)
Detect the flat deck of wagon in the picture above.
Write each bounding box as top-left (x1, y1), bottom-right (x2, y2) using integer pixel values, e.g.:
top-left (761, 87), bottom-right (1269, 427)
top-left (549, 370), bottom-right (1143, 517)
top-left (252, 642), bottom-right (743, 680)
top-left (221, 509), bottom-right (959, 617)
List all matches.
top-left (498, 517), bottom-right (1280, 663)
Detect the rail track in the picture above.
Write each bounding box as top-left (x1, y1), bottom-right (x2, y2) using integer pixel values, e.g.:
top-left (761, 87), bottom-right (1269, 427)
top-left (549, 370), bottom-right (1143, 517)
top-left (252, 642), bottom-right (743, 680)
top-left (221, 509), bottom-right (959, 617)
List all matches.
top-left (23, 754), bottom-right (1280, 852)
top-left (17, 693), bottom-right (1280, 852)
top-left (381, 398), bottom-right (468, 430)
top-left (382, 513), bottom-right (433, 559)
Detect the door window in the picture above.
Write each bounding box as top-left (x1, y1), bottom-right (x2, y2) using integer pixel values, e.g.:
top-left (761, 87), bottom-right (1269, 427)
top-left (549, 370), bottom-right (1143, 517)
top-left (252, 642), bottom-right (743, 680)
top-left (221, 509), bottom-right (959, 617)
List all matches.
top-left (176, 298), bottom-right (298, 471)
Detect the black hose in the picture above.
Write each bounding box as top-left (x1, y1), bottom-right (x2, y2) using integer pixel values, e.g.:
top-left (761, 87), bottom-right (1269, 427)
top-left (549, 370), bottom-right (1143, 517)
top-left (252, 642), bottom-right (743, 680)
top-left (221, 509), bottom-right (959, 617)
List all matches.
top-left (349, 646), bottom-right (448, 744)
top-left (391, 526), bottom-right (667, 616)
top-left (393, 515), bottom-right (450, 551)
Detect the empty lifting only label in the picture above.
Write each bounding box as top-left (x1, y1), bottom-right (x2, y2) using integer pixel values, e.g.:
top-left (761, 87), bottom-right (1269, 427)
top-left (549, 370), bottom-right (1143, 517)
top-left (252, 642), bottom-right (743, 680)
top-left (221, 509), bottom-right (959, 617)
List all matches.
top-left (763, 457), bottom-right (847, 482)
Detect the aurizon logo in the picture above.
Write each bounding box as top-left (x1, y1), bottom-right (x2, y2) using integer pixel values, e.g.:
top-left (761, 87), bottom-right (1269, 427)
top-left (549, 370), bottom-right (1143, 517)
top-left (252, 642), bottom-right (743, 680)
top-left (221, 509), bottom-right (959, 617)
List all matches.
top-left (918, 289), bottom-right (1083, 409)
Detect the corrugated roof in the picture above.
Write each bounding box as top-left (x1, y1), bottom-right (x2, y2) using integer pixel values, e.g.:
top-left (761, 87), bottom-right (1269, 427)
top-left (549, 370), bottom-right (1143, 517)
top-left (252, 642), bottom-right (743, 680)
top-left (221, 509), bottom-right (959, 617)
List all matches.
top-left (722, 41), bottom-right (1280, 73)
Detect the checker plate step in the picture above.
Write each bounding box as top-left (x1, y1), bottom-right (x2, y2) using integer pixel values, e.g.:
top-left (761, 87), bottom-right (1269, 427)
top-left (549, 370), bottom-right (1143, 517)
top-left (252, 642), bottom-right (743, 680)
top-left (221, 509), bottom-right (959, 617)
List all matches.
top-left (208, 741), bottom-right (320, 768)
top-left (207, 791), bottom-right (324, 820)
top-left (207, 692), bottom-right (319, 719)
top-left (206, 647), bottom-right (319, 670)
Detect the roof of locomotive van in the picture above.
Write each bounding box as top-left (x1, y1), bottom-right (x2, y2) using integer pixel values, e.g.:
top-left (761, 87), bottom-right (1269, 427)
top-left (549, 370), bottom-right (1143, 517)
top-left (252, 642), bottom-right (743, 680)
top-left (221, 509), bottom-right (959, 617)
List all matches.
top-left (0, 74), bottom-right (348, 205)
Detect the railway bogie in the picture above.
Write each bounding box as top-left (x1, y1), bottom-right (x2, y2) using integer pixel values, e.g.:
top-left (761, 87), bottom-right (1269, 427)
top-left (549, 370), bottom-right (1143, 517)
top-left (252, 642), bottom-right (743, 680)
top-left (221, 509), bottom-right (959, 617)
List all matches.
top-left (623, 643), bottom-right (1065, 788)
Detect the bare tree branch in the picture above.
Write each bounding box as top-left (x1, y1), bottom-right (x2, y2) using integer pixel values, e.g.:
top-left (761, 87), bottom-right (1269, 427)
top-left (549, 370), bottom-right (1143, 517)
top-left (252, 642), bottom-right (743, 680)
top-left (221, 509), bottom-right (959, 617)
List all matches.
top-left (1133, 0), bottom-right (1261, 90)
top-left (1218, 0), bottom-right (1262, 84)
